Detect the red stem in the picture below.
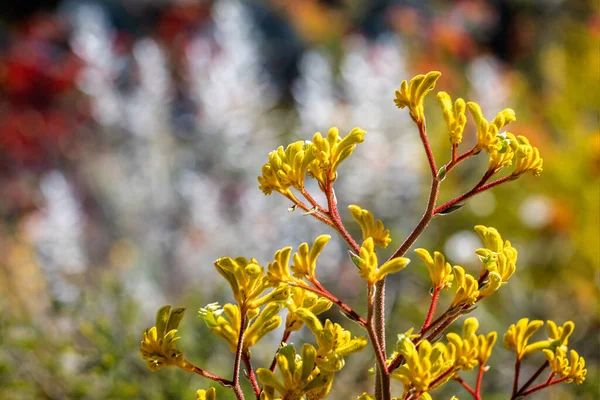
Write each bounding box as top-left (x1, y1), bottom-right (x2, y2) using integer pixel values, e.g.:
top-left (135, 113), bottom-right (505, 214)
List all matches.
top-left (429, 367), bottom-right (457, 389)
top-left (301, 188), bottom-right (329, 215)
top-left (285, 192), bottom-right (334, 227)
top-left (183, 362), bottom-right (233, 387)
top-left (324, 178), bottom-right (360, 253)
top-left (415, 118), bottom-right (438, 176)
top-left (289, 282), bottom-right (366, 325)
top-left (516, 361), bottom-right (549, 396)
top-left (419, 287), bottom-right (441, 333)
top-left (268, 329), bottom-right (292, 372)
top-left (445, 145), bottom-right (477, 174)
top-left (511, 359), bottom-right (521, 398)
top-left (434, 175), bottom-right (516, 215)
top-left (454, 375), bottom-right (477, 399)
top-left (517, 375), bottom-right (568, 398)
top-left (232, 311), bottom-right (247, 400)
top-left (242, 352), bottom-right (261, 399)
top-left (474, 364), bottom-right (485, 400)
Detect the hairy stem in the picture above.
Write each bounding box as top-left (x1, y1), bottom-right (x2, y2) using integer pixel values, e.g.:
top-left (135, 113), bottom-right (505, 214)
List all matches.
top-left (285, 192), bottom-right (334, 227)
top-left (232, 311), bottom-right (248, 400)
top-left (180, 360), bottom-right (233, 387)
top-left (288, 282), bottom-right (366, 325)
top-left (301, 188), bottom-right (329, 215)
top-left (434, 175), bottom-right (516, 215)
top-left (419, 286), bottom-right (441, 333)
top-left (242, 352), bottom-right (261, 399)
top-left (324, 179), bottom-right (360, 253)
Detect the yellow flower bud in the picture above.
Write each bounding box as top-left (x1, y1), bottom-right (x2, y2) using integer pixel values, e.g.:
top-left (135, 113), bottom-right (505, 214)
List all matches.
top-left (450, 266), bottom-right (479, 308)
top-left (196, 387), bottom-right (216, 400)
top-left (348, 205), bottom-right (392, 248)
top-left (437, 91), bottom-right (467, 144)
top-left (394, 71), bottom-right (442, 122)
top-left (467, 102), bottom-right (516, 153)
top-left (285, 287), bottom-right (332, 332)
top-left (357, 238), bottom-right (410, 284)
top-left (503, 318), bottom-right (550, 359)
top-left (546, 320), bottom-right (575, 347)
top-left (291, 235), bottom-right (331, 278)
top-left (414, 248), bottom-right (454, 290)
top-left (258, 140), bottom-right (314, 195)
top-left (139, 305), bottom-right (186, 371)
top-left (511, 135), bottom-right (543, 176)
top-left (307, 127), bottom-right (367, 184)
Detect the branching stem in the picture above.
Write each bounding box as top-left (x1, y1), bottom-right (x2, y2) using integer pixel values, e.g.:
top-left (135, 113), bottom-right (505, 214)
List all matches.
top-left (242, 352), bottom-right (261, 399)
top-left (180, 360), bottom-right (233, 387)
top-left (454, 374), bottom-right (477, 398)
top-left (515, 361), bottom-right (549, 396)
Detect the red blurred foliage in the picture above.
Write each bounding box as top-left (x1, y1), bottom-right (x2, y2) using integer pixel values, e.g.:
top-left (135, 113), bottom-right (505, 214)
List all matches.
top-left (0, 13), bottom-right (86, 168)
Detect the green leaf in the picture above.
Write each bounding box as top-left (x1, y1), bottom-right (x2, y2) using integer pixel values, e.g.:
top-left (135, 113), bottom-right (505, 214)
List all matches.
top-left (437, 204), bottom-right (465, 215)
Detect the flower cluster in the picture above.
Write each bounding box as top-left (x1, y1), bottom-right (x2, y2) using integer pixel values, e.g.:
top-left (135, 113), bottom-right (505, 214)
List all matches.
top-left (394, 71), bottom-right (441, 122)
top-left (257, 344), bottom-right (334, 400)
top-left (348, 205), bottom-right (392, 248)
top-left (392, 318), bottom-right (496, 398)
top-left (139, 305), bottom-right (186, 371)
top-left (356, 238), bottom-right (410, 284)
top-left (138, 71), bottom-right (585, 400)
top-left (258, 127), bottom-right (366, 196)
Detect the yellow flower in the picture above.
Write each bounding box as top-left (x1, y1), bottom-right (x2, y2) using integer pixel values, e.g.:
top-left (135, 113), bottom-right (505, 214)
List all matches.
top-left (140, 305), bottom-right (186, 371)
top-left (546, 320), bottom-right (575, 347)
top-left (199, 302), bottom-right (282, 352)
top-left (487, 132), bottom-right (517, 173)
top-left (474, 226), bottom-right (517, 297)
top-left (543, 348), bottom-right (587, 384)
top-left (348, 205), bottom-right (392, 248)
top-left (543, 346), bottom-right (570, 377)
top-left (466, 102), bottom-right (516, 153)
top-left (414, 248), bottom-right (454, 290)
top-left (296, 309), bottom-right (367, 372)
top-left (476, 331), bottom-right (497, 365)
top-left (437, 91), bottom-right (467, 144)
top-left (357, 394), bottom-right (375, 400)
top-left (450, 266), bottom-right (479, 308)
top-left (473, 225), bottom-right (504, 253)
top-left (257, 343), bottom-right (334, 400)
top-left (445, 318), bottom-right (480, 371)
top-left (196, 387), bottom-right (216, 400)
top-left (307, 127), bottom-right (367, 184)
top-left (258, 140), bottom-right (314, 195)
top-left (503, 318), bottom-right (550, 359)
top-left (394, 71), bottom-right (442, 122)
top-left (285, 287), bottom-right (332, 332)
top-left (291, 235), bottom-right (331, 279)
top-left (511, 136), bottom-right (543, 176)
top-left (566, 350), bottom-right (587, 384)
top-left (391, 336), bottom-right (454, 395)
top-left (214, 256), bottom-right (275, 307)
top-left (357, 238), bottom-right (410, 284)
top-left (198, 303), bottom-right (241, 353)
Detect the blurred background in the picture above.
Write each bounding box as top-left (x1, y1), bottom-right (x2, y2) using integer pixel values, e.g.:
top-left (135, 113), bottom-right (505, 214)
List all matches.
top-left (0, 0), bottom-right (598, 399)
